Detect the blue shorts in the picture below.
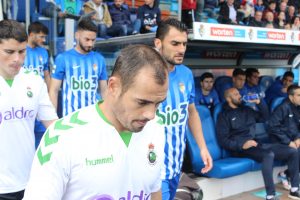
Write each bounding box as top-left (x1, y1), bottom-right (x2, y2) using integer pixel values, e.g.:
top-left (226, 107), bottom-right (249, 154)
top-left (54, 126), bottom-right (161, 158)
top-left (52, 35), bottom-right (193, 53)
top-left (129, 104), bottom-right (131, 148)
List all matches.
top-left (162, 173), bottom-right (181, 200)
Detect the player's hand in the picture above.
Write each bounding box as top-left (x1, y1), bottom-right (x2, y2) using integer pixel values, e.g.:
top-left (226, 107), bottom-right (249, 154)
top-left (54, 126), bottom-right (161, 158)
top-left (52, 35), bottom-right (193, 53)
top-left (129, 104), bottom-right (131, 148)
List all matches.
top-left (295, 139), bottom-right (300, 148)
top-left (58, 11), bottom-right (66, 18)
top-left (289, 141), bottom-right (297, 149)
top-left (281, 87), bottom-right (288, 93)
top-left (145, 25), bottom-right (151, 30)
top-left (242, 140), bottom-right (257, 149)
top-left (200, 148), bottom-right (213, 174)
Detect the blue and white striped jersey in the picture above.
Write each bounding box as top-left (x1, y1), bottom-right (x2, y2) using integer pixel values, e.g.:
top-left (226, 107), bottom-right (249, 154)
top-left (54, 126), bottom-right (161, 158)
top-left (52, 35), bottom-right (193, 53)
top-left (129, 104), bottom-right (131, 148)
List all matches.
top-left (156, 64), bottom-right (195, 180)
top-left (23, 46), bottom-right (50, 133)
top-left (23, 46), bottom-right (49, 79)
top-left (52, 49), bottom-right (108, 116)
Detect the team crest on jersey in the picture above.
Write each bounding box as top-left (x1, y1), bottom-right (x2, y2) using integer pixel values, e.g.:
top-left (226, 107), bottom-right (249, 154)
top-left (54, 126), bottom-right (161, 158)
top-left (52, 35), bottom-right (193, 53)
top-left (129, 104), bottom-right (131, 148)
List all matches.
top-left (27, 86), bottom-right (33, 98)
top-left (179, 82), bottom-right (185, 93)
top-left (93, 64), bottom-right (98, 71)
top-left (147, 143), bottom-right (157, 165)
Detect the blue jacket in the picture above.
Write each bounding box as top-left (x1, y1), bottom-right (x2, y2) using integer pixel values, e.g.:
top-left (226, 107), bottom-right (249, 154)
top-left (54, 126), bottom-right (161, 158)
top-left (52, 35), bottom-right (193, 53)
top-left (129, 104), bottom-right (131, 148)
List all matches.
top-left (268, 99), bottom-right (300, 145)
top-left (216, 101), bottom-right (269, 151)
top-left (108, 3), bottom-right (131, 25)
top-left (265, 79), bottom-right (287, 104)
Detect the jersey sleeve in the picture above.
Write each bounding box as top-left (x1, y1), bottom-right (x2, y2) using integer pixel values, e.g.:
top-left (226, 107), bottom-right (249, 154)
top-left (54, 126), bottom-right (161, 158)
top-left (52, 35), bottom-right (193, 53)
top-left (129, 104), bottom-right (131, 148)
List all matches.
top-left (188, 69), bottom-right (195, 104)
top-left (98, 55), bottom-right (108, 81)
top-left (36, 80), bottom-right (58, 121)
top-left (52, 54), bottom-right (66, 80)
top-left (43, 50), bottom-right (50, 72)
top-left (24, 124), bottom-right (71, 200)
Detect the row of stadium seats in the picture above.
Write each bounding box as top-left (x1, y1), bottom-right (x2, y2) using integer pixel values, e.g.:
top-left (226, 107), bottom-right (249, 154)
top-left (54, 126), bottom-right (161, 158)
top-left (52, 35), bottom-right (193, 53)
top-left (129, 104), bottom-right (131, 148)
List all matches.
top-left (212, 75), bottom-right (275, 96)
top-left (186, 97), bottom-right (285, 178)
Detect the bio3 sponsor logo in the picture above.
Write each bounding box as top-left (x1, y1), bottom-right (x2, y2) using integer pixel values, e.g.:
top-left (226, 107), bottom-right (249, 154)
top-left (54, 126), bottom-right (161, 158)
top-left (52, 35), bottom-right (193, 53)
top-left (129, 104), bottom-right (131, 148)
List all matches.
top-left (90, 190), bottom-right (150, 200)
top-left (0, 107), bottom-right (35, 125)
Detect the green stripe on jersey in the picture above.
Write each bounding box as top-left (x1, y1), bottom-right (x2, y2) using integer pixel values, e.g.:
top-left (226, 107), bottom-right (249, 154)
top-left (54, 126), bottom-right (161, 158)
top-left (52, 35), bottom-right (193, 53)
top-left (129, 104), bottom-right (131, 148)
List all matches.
top-left (5, 79), bottom-right (13, 87)
top-left (38, 111), bottom-right (88, 165)
top-left (120, 131), bottom-right (132, 147)
top-left (96, 102), bottom-right (132, 147)
top-left (96, 101), bottom-right (111, 125)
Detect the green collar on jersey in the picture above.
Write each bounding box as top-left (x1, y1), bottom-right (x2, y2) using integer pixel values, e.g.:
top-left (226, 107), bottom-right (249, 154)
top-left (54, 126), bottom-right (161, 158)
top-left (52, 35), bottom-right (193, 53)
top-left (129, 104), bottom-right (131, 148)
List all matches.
top-left (5, 79), bottom-right (14, 87)
top-left (96, 101), bottom-right (133, 147)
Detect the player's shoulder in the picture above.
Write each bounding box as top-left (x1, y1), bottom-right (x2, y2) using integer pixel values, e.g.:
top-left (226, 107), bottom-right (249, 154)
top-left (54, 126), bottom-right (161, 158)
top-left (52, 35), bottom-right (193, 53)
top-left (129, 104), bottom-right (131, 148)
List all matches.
top-left (38, 47), bottom-right (48, 55)
top-left (90, 51), bottom-right (105, 59)
top-left (176, 64), bottom-right (192, 73)
top-left (56, 49), bottom-right (75, 58)
top-left (48, 105), bottom-right (97, 138)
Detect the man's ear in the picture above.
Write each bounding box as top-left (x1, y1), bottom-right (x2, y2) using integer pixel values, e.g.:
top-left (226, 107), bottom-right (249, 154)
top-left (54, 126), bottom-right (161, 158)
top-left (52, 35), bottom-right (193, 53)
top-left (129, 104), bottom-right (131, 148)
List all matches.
top-left (107, 76), bottom-right (121, 97)
top-left (154, 38), bottom-right (162, 51)
top-left (75, 31), bottom-right (79, 41)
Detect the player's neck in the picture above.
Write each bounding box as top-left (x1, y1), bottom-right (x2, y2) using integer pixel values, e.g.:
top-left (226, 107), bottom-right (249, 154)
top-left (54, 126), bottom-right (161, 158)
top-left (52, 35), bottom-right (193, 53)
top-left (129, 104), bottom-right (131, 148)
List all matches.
top-left (168, 64), bottom-right (175, 72)
top-left (201, 88), bottom-right (210, 95)
top-left (0, 71), bottom-right (14, 80)
top-left (99, 101), bottom-right (126, 133)
top-left (27, 40), bottom-right (36, 48)
top-left (75, 46), bottom-right (88, 55)
top-left (228, 102), bottom-right (238, 109)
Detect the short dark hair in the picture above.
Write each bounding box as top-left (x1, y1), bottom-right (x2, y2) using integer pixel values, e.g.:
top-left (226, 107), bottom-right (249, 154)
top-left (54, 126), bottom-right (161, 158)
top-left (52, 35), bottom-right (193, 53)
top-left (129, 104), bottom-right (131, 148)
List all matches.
top-left (77, 18), bottom-right (97, 33)
top-left (245, 68), bottom-right (259, 78)
top-left (155, 18), bottom-right (188, 41)
top-left (0, 20), bottom-right (27, 43)
top-left (268, 0), bottom-right (276, 5)
top-left (287, 84), bottom-right (300, 95)
top-left (112, 44), bottom-right (168, 94)
top-left (28, 21), bottom-right (49, 35)
top-left (283, 71), bottom-right (294, 80)
top-left (200, 72), bottom-right (214, 82)
top-left (232, 68), bottom-right (245, 77)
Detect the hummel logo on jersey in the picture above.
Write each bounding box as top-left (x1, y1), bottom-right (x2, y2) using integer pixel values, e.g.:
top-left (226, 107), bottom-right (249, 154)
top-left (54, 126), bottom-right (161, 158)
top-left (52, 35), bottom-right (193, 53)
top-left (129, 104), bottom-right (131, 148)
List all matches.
top-left (85, 155), bottom-right (114, 166)
top-left (0, 107), bottom-right (35, 125)
top-left (289, 114), bottom-right (293, 117)
top-left (232, 117), bottom-right (236, 121)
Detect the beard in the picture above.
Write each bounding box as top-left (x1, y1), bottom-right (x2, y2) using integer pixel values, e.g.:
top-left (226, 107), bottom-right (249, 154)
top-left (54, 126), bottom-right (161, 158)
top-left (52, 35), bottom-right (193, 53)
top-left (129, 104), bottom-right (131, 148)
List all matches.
top-left (232, 98), bottom-right (241, 107)
top-left (79, 41), bottom-right (92, 53)
top-left (161, 48), bottom-right (184, 66)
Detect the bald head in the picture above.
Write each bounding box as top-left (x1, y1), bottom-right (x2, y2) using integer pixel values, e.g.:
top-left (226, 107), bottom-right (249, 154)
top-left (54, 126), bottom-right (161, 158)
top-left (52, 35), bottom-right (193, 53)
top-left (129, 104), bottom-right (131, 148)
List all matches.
top-left (224, 88), bottom-right (242, 107)
top-left (224, 88), bottom-right (236, 100)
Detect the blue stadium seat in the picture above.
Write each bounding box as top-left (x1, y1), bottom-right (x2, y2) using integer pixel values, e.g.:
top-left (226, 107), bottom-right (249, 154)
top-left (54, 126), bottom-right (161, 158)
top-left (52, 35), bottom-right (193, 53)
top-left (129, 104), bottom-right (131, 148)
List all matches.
top-left (259, 75), bottom-right (274, 92)
top-left (207, 18), bottom-right (219, 24)
top-left (214, 76), bottom-right (232, 100)
top-left (186, 105), bottom-right (253, 178)
top-left (212, 102), bottom-right (222, 124)
top-left (270, 97), bottom-right (285, 112)
top-left (194, 76), bottom-right (201, 90)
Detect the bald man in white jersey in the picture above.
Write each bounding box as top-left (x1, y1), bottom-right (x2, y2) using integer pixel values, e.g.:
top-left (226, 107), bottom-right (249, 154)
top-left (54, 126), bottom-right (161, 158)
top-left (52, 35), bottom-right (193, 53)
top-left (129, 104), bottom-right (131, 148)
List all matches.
top-left (24, 44), bottom-right (169, 200)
